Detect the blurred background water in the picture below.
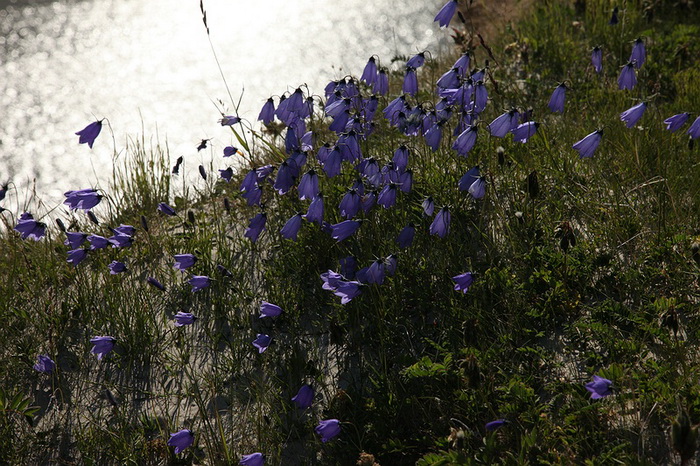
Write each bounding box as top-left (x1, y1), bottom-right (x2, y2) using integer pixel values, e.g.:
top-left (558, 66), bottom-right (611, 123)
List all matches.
top-left (0, 0), bottom-right (447, 207)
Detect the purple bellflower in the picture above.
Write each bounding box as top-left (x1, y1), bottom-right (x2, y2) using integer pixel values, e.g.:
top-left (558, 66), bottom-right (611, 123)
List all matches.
top-left (330, 220), bottom-right (361, 242)
top-left (339, 189), bottom-right (362, 219)
top-left (430, 207), bottom-right (451, 238)
top-left (489, 109), bottom-right (520, 137)
top-left (305, 194), bottom-right (324, 224)
top-left (618, 62), bottom-right (637, 90)
top-left (452, 272), bottom-right (474, 293)
top-left (65, 231), bottom-right (88, 249)
top-left (316, 419), bottom-right (341, 442)
top-left (112, 224), bottom-right (135, 237)
top-left (108, 261), bottom-right (127, 275)
top-left (168, 429), bottom-right (194, 454)
top-left (459, 166), bottom-right (481, 191)
top-left (108, 234), bottom-right (133, 248)
top-left (174, 254), bottom-right (197, 271)
top-left (219, 115), bottom-right (241, 126)
top-left (15, 213), bottom-right (46, 241)
top-left (280, 213), bottom-right (303, 241)
top-left (366, 260), bottom-right (386, 285)
top-left (422, 196), bottom-right (435, 216)
top-left (630, 38), bottom-right (645, 69)
top-left (453, 125), bottom-right (478, 156)
top-left (397, 224), bottom-right (416, 248)
top-left (333, 280), bottom-right (363, 304)
top-left (573, 130), bottom-right (603, 158)
top-left (240, 453), bottom-right (265, 466)
top-left (220, 167), bottom-right (233, 182)
top-left (90, 336), bottom-right (116, 360)
top-left (374, 68), bottom-right (389, 95)
top-left (224, 146), bottom-right (239, 157)
top-left (393, 145), bottom-right (409, 170)
top-left (468, 177), bottom-right (486, 199)
top-left (87, 234), bottom-right (110, 250)
top-left (245, 213), bottom-right (267, 243)
top-left (406, 51), bottom-right (426, 69)
top-left (253, 334), bottom-right (271, 353)
top-left (474, 81), bottom-right (488, 113)
top-left (76, 120), bottom-right (103, 148)
top-left (620, 102), bottom-right (647, 128)
top-left (158, 202), bottom-right (177, 216)
top-left (64, 189), bottom-right (102, 211)
top-left (664, 113), bottom-right (690, 132)
top-left (511, 121), bottom-right (539, 143)
top-left (67, 248), bottom-right (89, 266)
top-left (377, 184), bottom-right (398, 209)
top-left (361, 56), bottom-right (378, 85)
top-left (298, 169), bottom-right (320, 200)
top-left (585, 375), bottom-right (613, 399)
top-left (188, 275), bottom-right (211, 292)
top-left (609, 6), bottom-right (619, 24)
top-left (434, 0), bottom-right (458, 27)
top-left (34, 354), bottom-right (56, 373)
top-left (591, 46), bottom-right (602, 73)
top-left (688, 116), bottom-right (700, 139)
top-left (361, 191), bottom-right (377, 213)
top-left (242, 186), bottom-right (263, 207)
top-left (258, 98), bottom-right (276, 124)
top-left (403, 67), bottom-right (418, 96)
top-left (548, 84), bottom-right (567, 113)
top-left (174, 312), bottom-right (196, 326)
top-left (485, 419), bottom-right (508, 432)
top-left (260, 301), bottom-right (283, 318)
top-left (292, 384), bottom-right (314, 409)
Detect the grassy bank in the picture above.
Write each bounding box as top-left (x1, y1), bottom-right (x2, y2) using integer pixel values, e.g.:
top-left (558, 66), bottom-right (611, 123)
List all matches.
top-left (2, 0), bottom-right (700, 464)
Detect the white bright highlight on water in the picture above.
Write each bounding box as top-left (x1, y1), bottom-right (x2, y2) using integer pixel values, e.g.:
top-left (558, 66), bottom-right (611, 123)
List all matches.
top-left (0, 0), bottom-right (445, 202)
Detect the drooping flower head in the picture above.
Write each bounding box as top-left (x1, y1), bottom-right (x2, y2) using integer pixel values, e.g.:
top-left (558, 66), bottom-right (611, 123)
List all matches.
top-left (468, 177), bottom-right (486, 199)
top-left (618, 62), bottom-right (637, 90)
top-left (64, 188), bottom-right (102, 211)
top-left (361, 56), bottom-right (378, 85)
top-left (572, 130), bottom-right (603, 158)
top-left (258, 98), bottom-right (276, 124)
top-left (591, 46), bottom-right (602, 73)
top-left (511, 121), bottom-right (539, 143)
top-left (663, 113), bottom-right (690, 132)
top-left (76, 120), bottom-right (103, 149)
top-left (548, 83), bottom-right (567, 113)
top-left (453, 125), bottom-right (478, 156)
top-left (90, 336), bottom-right (116, 360)
top-left (452, 272), bottom-right (474, 293)
top-left (108, 261), bottom-right (127, 275)
top-left (34, 354), bottom-right (56, 373)
top-left (219, 115), bottom-right (241, 126)
top-left (315, 419), bottom-right (341, 442)
top-left (305, 195), bottom-right (324, 224)
top-left (430, 207), bottom-right (451, 238)
top-left (174, 254), bottom-right (197, 271)
top-left (14, 213), bottom-right (46, 241)
top-left (245, 213), bottom-right (267, 243)
top-left (240, 452), bottom-right (265, 466)
top-left (620, 102), bottom-right (647, 128)
top-left (260, 301), bottom-right (283, 318)
top-left (168, 429), bottom-right (194, 454)
top-left (403, 67), bottom-right (418, 96)
top-left (688, 116), bottom-right (700, 140)
top-left (488, 109), bottom-right (520, 138)
top-left (585, 375), bottom-right (613, 399)
top-left (280, 213), bottom-right (303, 241)
top-left (174, 311), bottom-right (196, 326)
top-left (188, 275), bottom-right (211, 292)
top-left (291, 384), bottom-right (314, 409)
top-left (434, 0), bottom-right (458, 28)
top-left (630, 37), bottom-right (645, 69)
top-left (67, 248), bottom-right (89, 266)
top-left (330, 220), bottom-right (361, 242)
top-left (485, 419), bottom-right (508, 432)
top-left (253, 334), bottom-right (272, 353)
top-left (397, 223), bottom-right (416, 249)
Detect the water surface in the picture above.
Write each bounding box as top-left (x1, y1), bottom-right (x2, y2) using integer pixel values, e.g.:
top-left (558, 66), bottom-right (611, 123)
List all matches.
top-left (0, 0), bottom-right (446, 205)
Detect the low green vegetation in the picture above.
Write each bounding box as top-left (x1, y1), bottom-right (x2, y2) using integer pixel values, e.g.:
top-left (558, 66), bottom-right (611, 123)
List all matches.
top-left (2, 0), bottom-right (700, 464)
